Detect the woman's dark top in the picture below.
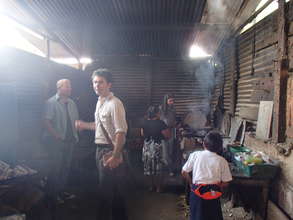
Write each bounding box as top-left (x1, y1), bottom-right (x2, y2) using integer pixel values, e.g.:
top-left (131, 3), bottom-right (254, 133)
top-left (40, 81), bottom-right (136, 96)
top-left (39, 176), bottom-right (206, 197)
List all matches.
top-left (142, 119), bottom-right (168, 143)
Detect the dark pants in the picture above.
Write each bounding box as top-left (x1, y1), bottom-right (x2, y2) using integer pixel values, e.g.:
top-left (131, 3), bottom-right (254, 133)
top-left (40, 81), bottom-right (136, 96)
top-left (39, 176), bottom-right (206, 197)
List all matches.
top-left (96, 146), bottom-right (128, 220)
top-left (45, 138), bottom-right (74, 198)
top-left (164, 128), bottom-right (177, 173)
top-left (190, 185), bottom-right (223, 220)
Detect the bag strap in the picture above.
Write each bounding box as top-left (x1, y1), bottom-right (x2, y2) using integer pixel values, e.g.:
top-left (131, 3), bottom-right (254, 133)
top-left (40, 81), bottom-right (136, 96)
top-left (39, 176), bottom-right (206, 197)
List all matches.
top-left (192, 184), bottom-right (222, 200)
top-left (97, 110), bottom-right (114, 148)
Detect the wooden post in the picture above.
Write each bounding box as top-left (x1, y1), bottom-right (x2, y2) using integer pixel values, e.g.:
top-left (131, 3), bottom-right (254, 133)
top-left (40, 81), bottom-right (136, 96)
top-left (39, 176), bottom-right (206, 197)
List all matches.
top-left (230, 38), bottom-right (238, 116)
top-left (273, 0), bottom-right (288, 143)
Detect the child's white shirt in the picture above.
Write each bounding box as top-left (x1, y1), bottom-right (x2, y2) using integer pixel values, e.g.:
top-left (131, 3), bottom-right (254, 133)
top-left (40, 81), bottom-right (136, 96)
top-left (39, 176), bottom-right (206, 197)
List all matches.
top-left (182, 150), bottom-right (232, 184)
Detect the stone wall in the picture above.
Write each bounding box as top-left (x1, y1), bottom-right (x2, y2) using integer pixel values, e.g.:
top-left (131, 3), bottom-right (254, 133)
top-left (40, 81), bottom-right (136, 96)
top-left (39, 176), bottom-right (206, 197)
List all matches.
top-left (244, 134), bottom-right (293, 218)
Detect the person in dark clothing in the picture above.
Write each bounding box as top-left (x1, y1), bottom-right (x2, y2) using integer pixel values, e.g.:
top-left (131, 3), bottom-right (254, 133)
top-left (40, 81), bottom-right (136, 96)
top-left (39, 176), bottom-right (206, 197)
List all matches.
top-left (141, 105), bottom-right (170, 192)
top-left (160, 93), bottom-right (177, 176)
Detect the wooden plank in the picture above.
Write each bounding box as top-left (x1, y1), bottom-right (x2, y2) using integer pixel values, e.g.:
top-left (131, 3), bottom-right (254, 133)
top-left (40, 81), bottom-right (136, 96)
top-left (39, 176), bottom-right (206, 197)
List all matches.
top-left (256, 101), bottom-right (274, 140)
top-left (230, 38), bottom-right (238, 116)
top-left (286, 76), bottom-right (293, 138)
top-left (273, 0), bottom-right (288, 142)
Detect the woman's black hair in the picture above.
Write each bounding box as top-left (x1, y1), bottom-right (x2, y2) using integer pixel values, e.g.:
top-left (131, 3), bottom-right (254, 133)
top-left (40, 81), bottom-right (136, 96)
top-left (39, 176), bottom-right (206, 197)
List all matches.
top-left (203, 131), bottom-right (223, 155)
top-left (161, 93), bottom-right (175, 113)
top-left (147, 105), bottom-right (160, 119)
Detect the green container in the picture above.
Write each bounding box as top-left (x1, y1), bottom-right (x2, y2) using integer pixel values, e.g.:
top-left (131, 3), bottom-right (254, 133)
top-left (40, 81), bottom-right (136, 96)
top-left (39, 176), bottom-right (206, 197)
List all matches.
top-left (234, 159), bottom-right (279, 179)
top-left (228, 145), bottom-right (251, 154)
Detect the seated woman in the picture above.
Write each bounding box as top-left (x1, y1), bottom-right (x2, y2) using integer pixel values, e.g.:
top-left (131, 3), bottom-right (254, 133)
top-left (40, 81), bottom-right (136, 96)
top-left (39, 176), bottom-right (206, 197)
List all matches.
top-left (141, 105), bottom-right (170, 192)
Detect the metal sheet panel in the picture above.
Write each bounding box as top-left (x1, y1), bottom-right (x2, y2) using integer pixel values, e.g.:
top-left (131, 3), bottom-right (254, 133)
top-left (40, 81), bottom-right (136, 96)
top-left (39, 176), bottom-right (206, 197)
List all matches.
top-left (210, 65), bottom-right (224, 114)
top-left (236, 14), bottom-right (277, 122)
top-left (87, 57), bottom-right (215, 120)
top-left (223, 45), bottom-right (234, 112)
top-left (151, 59), bottom-right (214, 119)
top-left (8, 0), bottom-right (206, 57)
top-left (111, 65), bottom-right (151, 118)
top-left (212, 42), bottom-right (235, 115)
top-left (87, 56), bottom-right (151, 118)
top-left (16, 81), bottom-right (44, 140)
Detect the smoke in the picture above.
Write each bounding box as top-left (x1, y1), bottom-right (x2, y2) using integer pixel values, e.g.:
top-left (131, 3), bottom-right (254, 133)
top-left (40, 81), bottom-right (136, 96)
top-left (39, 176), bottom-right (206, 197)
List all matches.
top-left (191, 58), bottom-right (223, 116)
top-left (206, 0), bottom-right (228, 24)
top-left (181, 59), bottom-right (222, 129)
top-left (194, 60), bottom-right (214, 114)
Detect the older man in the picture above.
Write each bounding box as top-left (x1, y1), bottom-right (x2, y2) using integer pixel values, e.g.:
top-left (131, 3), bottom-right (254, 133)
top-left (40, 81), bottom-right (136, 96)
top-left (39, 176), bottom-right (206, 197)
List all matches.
top-left (43, 79), bottom-right (79, 201)
top-left (76, 69), bottom-right (128, 220)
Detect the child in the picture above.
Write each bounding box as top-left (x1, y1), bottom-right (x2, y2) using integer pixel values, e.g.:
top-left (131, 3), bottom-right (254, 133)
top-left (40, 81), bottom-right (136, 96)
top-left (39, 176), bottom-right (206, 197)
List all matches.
top-left (182, 131), bottom-right (232, 220)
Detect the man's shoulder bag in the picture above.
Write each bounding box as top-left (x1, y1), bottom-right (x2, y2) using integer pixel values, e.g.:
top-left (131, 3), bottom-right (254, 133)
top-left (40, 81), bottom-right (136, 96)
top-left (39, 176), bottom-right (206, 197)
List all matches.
top-left (97, 116), bottom-right (123, 167)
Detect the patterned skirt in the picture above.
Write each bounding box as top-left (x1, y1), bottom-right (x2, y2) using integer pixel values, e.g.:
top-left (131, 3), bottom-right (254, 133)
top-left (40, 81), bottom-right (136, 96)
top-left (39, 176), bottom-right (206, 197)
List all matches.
top-left (142, 139), bottom-right (165, 176)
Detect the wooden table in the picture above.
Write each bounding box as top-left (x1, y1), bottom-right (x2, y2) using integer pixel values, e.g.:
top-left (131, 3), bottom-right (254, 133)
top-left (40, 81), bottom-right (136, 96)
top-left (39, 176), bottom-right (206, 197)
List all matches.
top-left (231, 167), bottom-right (271, 220)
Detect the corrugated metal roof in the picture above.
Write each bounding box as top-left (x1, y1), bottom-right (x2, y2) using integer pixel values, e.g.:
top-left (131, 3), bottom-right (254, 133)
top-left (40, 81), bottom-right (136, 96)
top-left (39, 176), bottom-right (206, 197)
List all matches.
top-left (6, 0), bottom-right (208, 58)
top-left (195, 0), bottom-right (262, 55)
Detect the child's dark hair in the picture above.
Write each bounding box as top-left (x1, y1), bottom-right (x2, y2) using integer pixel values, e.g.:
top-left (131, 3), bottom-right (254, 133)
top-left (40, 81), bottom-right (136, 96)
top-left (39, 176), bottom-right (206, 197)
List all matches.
top-left (203, 131), bottom-right (223, 155)
top-left (147, 105), bottom-right (160, 119)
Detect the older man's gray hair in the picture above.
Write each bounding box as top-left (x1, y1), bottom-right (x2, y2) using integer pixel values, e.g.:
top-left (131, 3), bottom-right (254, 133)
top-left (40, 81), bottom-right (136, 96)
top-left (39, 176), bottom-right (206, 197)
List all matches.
top-left (56, 79), bottom-right (70, 90)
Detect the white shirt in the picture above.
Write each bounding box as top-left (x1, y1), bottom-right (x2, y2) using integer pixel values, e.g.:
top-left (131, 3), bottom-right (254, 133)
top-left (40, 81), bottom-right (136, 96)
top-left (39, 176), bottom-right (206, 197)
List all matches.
top-left (182, 150), bottom-right (232, 184)
top-left (94, 92), bottom-right (128, 145)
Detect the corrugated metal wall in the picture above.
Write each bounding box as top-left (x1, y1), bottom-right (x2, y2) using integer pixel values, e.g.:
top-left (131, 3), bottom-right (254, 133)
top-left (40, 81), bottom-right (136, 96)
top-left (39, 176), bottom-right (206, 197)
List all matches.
top-left (0, 47), bottom-right (84, 161)
top-left (213, 12), bottom-right (278, 123)
top-left (223, 43), bottom-right (236, 113)
top-left (151, 59), bottom-right (213, 119)
top-left (88, 57), bottom-right (212, 120)
top-left (210, 59), bottom-right (224, 114)
top-left (111, 60), bottom-right (151, 118)
top-left (86, 56), bottom-right (151, 119)
top-left (16, 81), bottom-right (44, 141)
top-left (235, 13), bottom-right (277, 121)
top-left (210, 41), bottom-right (235, 118)
top-left (0, 83), bottom-right (18, 163)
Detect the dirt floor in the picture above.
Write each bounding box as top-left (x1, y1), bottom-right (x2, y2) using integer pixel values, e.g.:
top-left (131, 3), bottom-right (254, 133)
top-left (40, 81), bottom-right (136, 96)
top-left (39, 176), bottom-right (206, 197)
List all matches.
top-left (52, 175), bottom-right (186, 220)
top-left (30, 150), bottom-right (253, 220)
top-left (222, 200), bottom-right (253, 220)
top-left (127, 189), bottom-right (186, 220)
top-left (52, 187), bottom-right (253, 220)
top-left (51, 171), bottom-right (253, 220)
